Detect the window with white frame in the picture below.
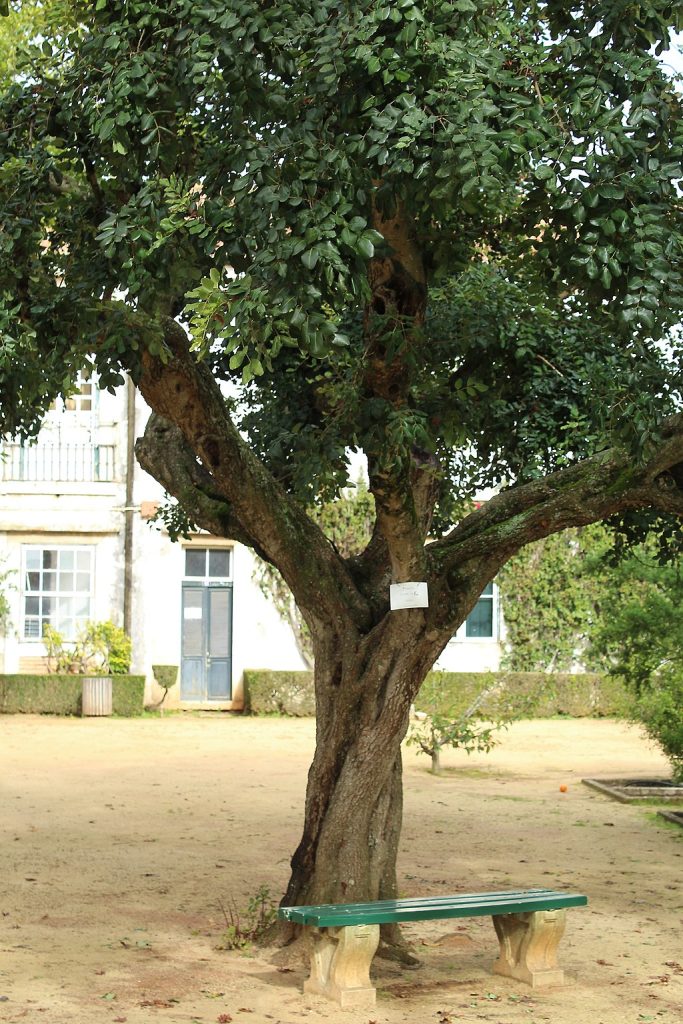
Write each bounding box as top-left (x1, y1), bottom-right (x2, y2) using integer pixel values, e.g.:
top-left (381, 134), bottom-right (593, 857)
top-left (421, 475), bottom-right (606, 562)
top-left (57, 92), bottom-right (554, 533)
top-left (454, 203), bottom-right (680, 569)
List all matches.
top-left (452, 582), bottom-right (498, 641)
top-left (183, 547), bottom-right (232, 581)
top-left (51, 370), bottom-right (96, 416)
top-left (23, 546), bottom-right (94, 640)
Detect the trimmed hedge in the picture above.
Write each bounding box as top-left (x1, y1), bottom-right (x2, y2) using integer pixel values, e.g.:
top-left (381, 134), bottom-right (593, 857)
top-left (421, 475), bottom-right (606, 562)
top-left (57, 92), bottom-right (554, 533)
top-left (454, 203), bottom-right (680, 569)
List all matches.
top-left (0, 674), bottom-right (146, 717)
top-left (242, 669), bottom-right (631, 719)
top-left (243, 670), bottom-right (315, 716)
top-left (415, 671), bottom-right (631, 719)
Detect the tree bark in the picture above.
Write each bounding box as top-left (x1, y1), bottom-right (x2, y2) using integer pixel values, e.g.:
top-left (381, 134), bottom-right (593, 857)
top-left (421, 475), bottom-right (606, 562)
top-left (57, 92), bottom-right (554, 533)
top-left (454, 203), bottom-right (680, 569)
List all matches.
top-left (281, 616), bottom-right (444, 958)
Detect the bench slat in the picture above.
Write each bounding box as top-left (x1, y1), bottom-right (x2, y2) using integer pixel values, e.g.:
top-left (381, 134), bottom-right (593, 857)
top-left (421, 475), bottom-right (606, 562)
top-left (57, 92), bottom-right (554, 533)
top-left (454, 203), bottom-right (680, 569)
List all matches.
top-left (279, 888), bottom-right (587, 927)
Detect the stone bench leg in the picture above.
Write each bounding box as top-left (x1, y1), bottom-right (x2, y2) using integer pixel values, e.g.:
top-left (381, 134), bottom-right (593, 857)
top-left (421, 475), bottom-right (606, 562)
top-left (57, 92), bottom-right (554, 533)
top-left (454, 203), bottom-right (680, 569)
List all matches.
top-left (492, 909), bottom-right (568, 988)
top-left (304, 923), bottom-right (380, 1009)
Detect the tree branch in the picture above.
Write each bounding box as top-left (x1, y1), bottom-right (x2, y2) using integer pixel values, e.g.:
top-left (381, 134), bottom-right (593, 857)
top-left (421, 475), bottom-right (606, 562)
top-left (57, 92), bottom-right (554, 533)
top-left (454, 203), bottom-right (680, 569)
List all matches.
top-left (135, 413), bottom-right (271, 556)
top-left (136, 319), bottom-right (372, 634)
top-left (429, 415), bottom-right (683, 581)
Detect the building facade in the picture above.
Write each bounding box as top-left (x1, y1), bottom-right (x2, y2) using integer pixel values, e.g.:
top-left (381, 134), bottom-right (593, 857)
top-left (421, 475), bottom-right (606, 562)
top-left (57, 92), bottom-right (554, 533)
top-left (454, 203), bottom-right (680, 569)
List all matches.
top-left (0, 379), bottom-right (502, 708)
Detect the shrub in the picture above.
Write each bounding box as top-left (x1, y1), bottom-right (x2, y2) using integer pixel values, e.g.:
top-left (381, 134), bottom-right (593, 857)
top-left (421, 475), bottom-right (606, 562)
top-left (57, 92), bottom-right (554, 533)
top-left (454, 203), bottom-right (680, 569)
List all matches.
top-left (241, 668), bottom-right (629, 719)
top-left (408, 671), bottom-right (533, 772)
top-left (634, 666), bottom-right (683, 783)
top-left (243, 670), bottom-right (315, 715)
top-left (415, 670), bottom-right (628, 719)
top-left (0, 674), bottom-right (145, 715)
top-left (44, 620), bottom-right (132, 675)
top-left (215, 886), bottom-right (278, 950)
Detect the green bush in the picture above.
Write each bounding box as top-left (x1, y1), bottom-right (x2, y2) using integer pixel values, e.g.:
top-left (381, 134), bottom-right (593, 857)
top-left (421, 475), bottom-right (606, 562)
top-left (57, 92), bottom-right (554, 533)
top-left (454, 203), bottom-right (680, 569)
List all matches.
top-left (241, 669), bottom-right (629, 719)
top-left (635, 667), bottom-right (683, 783)
top-left (44, 620), bottom-right (132, 675)
top-left (415, 671), bottom-right (630, 719)
top-left (0, 674), bottom-right (145, 716)
top-left (243, 670), bottom-right (315, 715)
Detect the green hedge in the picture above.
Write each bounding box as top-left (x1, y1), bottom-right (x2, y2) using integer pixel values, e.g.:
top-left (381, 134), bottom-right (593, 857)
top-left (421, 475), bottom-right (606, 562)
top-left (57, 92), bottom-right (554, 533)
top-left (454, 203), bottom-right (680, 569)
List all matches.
top-left (416, 671), bottom-right (631, 719)
top-left (0, 674), bottom-right (146, 716)
top-left (243, 670), bottom-right (315, 716)
top-left (242, 669), bottom-right (631, 719)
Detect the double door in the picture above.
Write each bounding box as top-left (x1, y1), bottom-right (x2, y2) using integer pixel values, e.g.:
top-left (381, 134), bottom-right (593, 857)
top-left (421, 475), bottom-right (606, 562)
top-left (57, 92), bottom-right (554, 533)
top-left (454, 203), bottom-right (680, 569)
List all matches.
top-left (181, 583), bottom-right (233, 701)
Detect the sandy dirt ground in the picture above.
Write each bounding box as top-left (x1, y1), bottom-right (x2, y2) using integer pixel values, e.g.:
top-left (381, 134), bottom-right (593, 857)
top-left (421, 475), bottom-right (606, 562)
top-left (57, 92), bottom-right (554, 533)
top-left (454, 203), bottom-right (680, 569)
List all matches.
top-left (1, 714), bottom-right (682, 1024)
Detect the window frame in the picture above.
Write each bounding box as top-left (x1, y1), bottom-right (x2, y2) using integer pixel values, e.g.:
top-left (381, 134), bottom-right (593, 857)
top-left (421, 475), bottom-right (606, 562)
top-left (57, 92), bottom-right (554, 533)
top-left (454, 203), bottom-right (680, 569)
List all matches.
top-left (182, 546), bottom-right (233, 583)
top-left (22, 545), bottom-right (94, 642)
top-left (451, 582), bottom-right (499, 642)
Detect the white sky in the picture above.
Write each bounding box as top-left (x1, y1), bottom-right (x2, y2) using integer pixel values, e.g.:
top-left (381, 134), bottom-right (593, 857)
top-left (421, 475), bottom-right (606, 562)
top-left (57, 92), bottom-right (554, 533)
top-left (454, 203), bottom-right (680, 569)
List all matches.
top-left (661, 33), bottom-right (683, 80)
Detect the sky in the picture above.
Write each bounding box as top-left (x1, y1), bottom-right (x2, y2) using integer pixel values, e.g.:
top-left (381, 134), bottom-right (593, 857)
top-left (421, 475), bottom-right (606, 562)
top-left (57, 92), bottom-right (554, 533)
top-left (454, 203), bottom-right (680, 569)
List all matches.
top-left (661, 33), bottom-right (683, 81)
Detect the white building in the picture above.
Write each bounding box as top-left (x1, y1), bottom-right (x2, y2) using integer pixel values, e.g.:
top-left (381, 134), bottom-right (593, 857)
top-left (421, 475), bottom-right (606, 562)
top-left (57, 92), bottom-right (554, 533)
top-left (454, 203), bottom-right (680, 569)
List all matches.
top-left (0, 378), bottom-right (501, 709)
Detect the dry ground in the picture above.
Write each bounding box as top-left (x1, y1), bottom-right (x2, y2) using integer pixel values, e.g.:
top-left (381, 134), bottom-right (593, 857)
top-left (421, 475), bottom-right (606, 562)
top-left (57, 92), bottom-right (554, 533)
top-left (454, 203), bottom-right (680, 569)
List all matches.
top-left (1, 714), bottom-right (682, 1024)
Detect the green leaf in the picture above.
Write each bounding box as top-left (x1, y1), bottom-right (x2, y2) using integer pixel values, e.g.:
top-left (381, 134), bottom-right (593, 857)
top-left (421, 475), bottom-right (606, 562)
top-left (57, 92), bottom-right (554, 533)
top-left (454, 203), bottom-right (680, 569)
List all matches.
top-left (301, 249), bottom-right (319, 270)
top-left (357, 237), bottom-right (375, 259)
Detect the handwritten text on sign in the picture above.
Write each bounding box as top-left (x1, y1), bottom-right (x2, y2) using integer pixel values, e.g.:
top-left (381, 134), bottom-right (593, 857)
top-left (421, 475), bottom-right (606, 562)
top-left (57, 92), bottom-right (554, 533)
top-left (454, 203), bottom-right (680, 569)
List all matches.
top-left (389, 582), bottom-right (429, 610)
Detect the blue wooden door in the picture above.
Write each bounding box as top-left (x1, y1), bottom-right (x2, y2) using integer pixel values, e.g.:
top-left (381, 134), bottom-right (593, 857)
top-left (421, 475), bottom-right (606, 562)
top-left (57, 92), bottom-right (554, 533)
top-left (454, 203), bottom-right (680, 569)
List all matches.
top-left (181, 583), bottom-right (233, 701)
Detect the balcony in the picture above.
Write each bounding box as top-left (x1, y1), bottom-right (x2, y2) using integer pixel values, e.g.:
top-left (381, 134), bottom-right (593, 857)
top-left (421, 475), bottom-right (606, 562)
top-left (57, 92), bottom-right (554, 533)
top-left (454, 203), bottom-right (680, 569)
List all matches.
top-left (0, 443), bottom-right (116, 483)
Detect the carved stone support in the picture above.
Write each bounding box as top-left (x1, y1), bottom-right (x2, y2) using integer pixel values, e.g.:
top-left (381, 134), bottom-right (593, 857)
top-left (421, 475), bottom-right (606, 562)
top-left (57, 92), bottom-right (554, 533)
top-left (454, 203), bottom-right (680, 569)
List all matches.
top-left (492, 909), bottom-right (568, 988)
top-left (304, 924), bottom-right (380, 1008)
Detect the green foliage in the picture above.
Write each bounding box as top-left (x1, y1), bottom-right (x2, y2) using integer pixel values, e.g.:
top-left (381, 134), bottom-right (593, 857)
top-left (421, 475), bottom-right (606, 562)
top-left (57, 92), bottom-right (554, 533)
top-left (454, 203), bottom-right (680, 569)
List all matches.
top-left (243, 670), bottom-right (315, 717)
top-left (500, 526), bottom-right (683, 778)
top-left (498, 526), bottom-right (612, 672)
top-left (415, 670), bottom-right (630, 719)
top-left (409, 669), bottom-right (537, 772)
top-left (0, 673), bottom-right (145, 715)
top-left (216, 886), bottom-right (278, 951)
top-left (151, 665), bottom-right (178, 691)
top-left (44, 620), bottom-right (132, 675)
top-left (636, 667), bottom-right (683, 783)
top-left (0, 2), bottom-right (681, 492)
top-left (0, 555), bottom-right (14, 636)
top-left (242, 668), bottom-right (629, 719)
top-left (589, 552), bottom-right (683, 780)
top-left (408, 713), bottom-right (501, 774)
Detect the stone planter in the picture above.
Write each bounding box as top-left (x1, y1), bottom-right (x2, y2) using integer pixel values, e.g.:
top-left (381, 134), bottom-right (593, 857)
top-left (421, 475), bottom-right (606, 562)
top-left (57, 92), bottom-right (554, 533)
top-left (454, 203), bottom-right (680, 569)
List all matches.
top-left (582, 777), bottom-right (683, 802)
top-left (82, 676), bottom-right (113, 716)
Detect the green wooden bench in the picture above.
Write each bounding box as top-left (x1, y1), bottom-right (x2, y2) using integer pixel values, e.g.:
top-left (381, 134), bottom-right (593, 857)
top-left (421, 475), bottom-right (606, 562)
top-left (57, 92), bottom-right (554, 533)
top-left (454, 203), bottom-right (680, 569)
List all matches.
top-left (280, 887), bottom-right (588, 1008)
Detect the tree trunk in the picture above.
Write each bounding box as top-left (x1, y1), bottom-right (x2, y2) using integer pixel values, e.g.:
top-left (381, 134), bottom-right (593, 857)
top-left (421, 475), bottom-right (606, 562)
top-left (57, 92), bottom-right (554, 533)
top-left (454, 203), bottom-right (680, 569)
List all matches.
top-left (281, 615), bottom-right (444, 959)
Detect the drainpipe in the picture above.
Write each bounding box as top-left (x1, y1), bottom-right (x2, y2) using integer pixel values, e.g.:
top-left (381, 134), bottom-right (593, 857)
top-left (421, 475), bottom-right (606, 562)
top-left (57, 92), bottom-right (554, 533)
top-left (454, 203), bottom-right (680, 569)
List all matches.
top-left (123, 376), bottom-right (136, 638)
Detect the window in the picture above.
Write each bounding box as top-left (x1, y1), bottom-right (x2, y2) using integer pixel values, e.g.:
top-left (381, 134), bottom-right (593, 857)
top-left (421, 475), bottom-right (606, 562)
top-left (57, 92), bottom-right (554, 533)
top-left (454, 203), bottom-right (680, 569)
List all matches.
top-left (450, 583), bottom-right (498, 642)
top-left (51, 371), bottom-right (95, 415)
top-left (23, 546), bottom-right (93, 640)
top-left (184, 547), bottom-right (231, 580)
top-left (465, 582), bottom-right (496, 638)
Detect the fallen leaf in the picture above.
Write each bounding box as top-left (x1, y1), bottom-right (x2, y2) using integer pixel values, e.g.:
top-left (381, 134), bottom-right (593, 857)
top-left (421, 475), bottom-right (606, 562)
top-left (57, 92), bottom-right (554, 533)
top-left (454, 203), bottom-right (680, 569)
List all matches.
top-left (217, 1015), bottom-right (233, 1023)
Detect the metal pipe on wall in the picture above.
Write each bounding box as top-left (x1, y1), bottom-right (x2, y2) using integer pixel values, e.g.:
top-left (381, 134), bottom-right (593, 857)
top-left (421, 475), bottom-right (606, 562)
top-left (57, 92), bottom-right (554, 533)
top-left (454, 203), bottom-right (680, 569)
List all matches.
top-left (123, 376), bottom-right (136, 638)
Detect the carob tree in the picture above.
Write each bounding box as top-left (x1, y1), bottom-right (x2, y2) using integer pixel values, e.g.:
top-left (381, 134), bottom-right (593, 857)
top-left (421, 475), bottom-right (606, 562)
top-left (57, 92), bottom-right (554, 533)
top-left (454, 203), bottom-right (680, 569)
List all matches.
top-left (1, 1), bottom-right (682, 956)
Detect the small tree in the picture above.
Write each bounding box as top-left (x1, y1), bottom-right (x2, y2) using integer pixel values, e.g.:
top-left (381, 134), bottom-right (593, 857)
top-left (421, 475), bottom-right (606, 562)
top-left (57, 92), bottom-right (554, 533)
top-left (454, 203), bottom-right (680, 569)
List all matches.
top-left (408, 673), bottom-right (520, 774)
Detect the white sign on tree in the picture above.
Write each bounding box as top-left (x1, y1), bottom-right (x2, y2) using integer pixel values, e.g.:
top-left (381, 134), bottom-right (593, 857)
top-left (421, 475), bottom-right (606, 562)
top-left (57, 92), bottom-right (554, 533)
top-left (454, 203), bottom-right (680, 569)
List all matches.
top-left (389, 582), bottom-right (429, 610)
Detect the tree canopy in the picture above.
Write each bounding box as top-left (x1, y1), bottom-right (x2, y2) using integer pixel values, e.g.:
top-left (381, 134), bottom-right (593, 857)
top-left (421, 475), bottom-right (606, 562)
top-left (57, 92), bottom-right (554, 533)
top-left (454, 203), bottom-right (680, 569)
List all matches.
top-left (1, 0), bottom-right (683, 937)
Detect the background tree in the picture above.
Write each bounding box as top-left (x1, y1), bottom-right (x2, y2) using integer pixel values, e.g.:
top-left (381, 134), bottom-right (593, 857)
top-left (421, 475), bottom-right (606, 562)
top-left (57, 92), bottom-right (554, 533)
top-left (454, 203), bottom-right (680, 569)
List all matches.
top-left (589, 548), bottom-right (683, 780)
top-left (1, 1), bottom-right (683, 958)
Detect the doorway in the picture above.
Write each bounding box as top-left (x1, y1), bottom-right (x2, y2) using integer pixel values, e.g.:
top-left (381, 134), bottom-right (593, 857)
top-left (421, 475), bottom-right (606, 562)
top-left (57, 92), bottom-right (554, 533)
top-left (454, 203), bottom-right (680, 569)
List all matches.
top-left (180, 547), bottom-right (233, 701)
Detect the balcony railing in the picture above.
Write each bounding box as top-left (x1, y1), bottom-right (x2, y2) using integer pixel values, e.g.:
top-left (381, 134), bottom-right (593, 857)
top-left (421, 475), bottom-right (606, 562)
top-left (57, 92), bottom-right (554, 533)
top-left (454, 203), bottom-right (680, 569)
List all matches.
top-left (0, 443), bottom-right (116, 483)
